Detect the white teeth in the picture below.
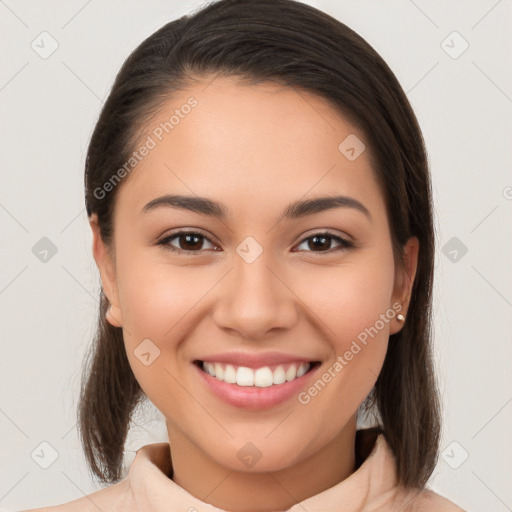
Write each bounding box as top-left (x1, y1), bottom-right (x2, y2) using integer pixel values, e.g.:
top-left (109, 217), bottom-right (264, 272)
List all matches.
top-left (296, 362), bottom-right (309, 377)
top-left (224, 364), bottom-right (237, 383)
top-left (205, 362), bottom-right (215, 376)
top-left (254, 367), bottom-right (274, 387)
top-left (285, 365), bottom-right (297, 381)
top-left (236, 366), bottom-right (254, 386)
top-left (201, 361), bottom-right (312, 386)
top-left (273, 365), bottom-right (286, 385)
top-left (214, 363), bottom-right (224, 380)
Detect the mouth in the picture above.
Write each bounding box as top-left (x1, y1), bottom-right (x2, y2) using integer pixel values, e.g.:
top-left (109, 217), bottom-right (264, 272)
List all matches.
top-left (193, 359), bottom-right (322, 387)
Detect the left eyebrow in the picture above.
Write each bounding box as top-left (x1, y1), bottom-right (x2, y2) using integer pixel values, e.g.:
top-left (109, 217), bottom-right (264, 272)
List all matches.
top-left (141, 194), bottom-right (372, 222)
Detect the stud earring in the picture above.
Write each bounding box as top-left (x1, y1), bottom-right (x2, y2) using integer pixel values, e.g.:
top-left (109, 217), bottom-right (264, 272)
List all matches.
top-left (397, 313), bottom-right (405, 322)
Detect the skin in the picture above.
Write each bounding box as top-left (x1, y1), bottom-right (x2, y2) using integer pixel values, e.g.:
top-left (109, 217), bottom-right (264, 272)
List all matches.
top-left (90, 75), bottom-right (418, 512)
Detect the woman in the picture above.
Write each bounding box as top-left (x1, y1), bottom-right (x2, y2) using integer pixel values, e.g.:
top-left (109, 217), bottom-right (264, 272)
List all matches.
top-left (25, 0), bottom-right (465, 510)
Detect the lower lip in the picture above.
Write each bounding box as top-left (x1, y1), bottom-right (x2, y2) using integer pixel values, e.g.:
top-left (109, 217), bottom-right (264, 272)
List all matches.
top-left (193, 362), bottom-right (320, 410)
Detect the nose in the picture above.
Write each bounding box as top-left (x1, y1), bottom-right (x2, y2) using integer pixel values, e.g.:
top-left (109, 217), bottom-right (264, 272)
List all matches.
top-left (212, 249), bottom-right (299, 340)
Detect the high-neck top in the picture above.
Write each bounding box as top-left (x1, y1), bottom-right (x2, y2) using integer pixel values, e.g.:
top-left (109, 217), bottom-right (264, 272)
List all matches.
top-left (22, 429), bottom-right (466, 511)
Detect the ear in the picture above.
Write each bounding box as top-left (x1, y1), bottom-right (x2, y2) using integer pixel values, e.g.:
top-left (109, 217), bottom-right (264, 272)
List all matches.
top-left (89, 214), bottom-right (123, 328)
top-left (389, 236), bottom-right (419, 335)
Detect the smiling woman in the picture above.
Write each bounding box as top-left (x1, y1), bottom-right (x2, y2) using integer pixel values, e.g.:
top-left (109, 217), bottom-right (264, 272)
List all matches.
top-left (23, 0), bottom-right (466, 510)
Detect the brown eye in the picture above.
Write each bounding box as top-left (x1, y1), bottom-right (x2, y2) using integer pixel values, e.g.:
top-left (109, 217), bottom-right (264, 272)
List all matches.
top-left (176, 233), bottom-right (205, 250)
top-left (157, 231), bottom-right (218, 253)
top-left (295, 232), bottom-right (353, 253)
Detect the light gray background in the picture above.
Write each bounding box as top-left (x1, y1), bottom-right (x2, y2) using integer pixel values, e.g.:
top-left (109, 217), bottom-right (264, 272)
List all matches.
top-left (1, 1), bottom-right (511, 510)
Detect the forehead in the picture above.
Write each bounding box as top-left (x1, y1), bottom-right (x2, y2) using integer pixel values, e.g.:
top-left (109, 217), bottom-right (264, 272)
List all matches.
top-left (116, 75), bottom-right (386, 223)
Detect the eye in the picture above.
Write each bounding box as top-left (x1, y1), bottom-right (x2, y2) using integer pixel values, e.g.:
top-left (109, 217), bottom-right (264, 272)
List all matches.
top-left (156, 229), bottom-right (354, 255)
top-left (156, 230), bottom-right (219, 254)
top-left (294, 231), bottom-right (354, 253)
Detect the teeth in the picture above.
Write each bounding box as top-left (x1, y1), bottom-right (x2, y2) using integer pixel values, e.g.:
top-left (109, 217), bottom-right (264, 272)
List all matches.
top-left (214, 363), bottom-right (224, 380)
top-left (224, 364), bottom-right (236, 383)
top-left (201, 361), bottom-right (311, 387)
top-left (273, 366), bottom-right (286, 385)
top-left (285, 365), bottom-right (296, 381)
top-left (254, 367), bottom-right (273, 387)
top-left (236, 366), bottom-right (254, 386)
top-left (296, 363), bottom-right (309, 377)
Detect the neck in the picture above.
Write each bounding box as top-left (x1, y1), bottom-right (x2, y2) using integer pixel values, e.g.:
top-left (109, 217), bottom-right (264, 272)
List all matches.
top-left (167, 419), bottom-right (357, 512)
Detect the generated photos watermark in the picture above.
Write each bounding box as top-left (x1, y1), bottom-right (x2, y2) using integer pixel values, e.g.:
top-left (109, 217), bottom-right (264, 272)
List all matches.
top-left (297, 301), bottom-right (403, 405)
top-left (93, 96), bottom-right (198, 200)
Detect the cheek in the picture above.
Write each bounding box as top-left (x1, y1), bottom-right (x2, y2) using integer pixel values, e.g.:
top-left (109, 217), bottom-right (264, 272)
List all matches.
top-left (115, 251), bottom-right (222, 402)
top-left (293, 250), bottom-right (395, 402)
top-left (297, 250), bottom-right (396, 346)
top-left (115, 254), bottom-right (207, 408)
top-left (117, 248), bottom-right (210, 337)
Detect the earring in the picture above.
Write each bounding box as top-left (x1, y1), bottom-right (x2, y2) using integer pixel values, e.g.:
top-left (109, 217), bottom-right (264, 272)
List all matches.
top-left (397, 313), bottom-right (405, 322)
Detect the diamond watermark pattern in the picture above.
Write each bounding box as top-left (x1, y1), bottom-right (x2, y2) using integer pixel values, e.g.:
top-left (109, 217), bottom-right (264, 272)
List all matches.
top-left (442, 236), bottom-right (468, 263)
top-left (237, 442), bottom-right (262, 468)
top-left (441, 441), bottom-right (469, 469)
top-left (31, 31), bottom-right (59, 59)
top-left (338, 134), bottom-right (366, 161)
top-left (441, 31), bottom-right (469, 59)
top-left (134, 338), bottom-right (161, 366)
top-left (236, 236), bottom-right (263, 264)
top-left (31, 441), bottom-right (59, 469)
top-left (32, 237), bottom-right (58, 263)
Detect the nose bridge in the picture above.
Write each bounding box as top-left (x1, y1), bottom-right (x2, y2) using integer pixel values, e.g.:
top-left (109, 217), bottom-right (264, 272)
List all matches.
top-left (235, 239), bottom-right (275, 295)
top-left (233, 235), bottom-right (282, 305)
top-left (213, 235), bottom-right (297, 338)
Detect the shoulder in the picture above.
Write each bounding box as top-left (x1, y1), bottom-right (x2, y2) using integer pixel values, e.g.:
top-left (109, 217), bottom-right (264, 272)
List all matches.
top-left (402, 487), bottom-right (467, 511)
top-left (18, 477), bottom-right (132, 512)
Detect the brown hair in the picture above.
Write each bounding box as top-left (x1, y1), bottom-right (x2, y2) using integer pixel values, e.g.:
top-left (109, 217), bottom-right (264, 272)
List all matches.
top-left (79, 0), bottom-right (440, 488)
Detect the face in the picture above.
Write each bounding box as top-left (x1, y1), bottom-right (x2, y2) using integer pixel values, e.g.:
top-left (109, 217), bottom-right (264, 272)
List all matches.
top-left (91, 75), bottom-right (418, 473)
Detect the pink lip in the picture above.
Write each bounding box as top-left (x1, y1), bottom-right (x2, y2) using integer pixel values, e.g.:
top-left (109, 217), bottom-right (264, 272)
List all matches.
top-left (193, 360), bottom-right (321, 410)
top-left (196, 350), bottom-right (318, 369)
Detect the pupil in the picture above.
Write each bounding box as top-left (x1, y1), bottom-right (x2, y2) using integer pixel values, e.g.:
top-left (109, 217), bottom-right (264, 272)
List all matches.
top-left (310, 235), bottom-right (330, 251)
top-left (183, 234), bottom-right (201, 250)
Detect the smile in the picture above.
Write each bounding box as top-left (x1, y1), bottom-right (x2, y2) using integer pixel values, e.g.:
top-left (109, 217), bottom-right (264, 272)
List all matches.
top-left (193, 359), bottom-right (321, 410)
top-left (196, 360), bottom-right (318, 387)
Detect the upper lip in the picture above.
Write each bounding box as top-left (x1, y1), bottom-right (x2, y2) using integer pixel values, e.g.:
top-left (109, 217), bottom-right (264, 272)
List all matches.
top-left (195, 351), bottom-right (320, 369)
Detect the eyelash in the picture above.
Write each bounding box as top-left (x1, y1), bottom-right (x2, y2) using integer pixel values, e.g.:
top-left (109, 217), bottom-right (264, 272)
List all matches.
top-left (155, 229), bottom-right (355, 255)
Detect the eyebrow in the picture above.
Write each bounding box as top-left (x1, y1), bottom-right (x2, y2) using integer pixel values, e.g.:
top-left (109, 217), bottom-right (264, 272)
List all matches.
top-left (141, 194), bottom-right (372, 222)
